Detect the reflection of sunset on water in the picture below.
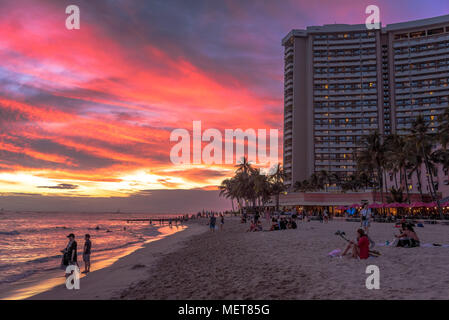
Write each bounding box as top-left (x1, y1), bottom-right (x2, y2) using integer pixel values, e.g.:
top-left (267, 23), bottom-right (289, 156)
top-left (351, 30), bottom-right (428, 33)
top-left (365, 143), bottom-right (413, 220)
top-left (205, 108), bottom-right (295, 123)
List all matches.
top-left (0, 212), bottom-right (187, 300)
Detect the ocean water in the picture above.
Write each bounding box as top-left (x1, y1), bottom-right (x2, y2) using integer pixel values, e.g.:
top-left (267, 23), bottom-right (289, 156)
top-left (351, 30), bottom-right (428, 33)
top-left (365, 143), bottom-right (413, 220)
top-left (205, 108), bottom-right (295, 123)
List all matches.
top-left (0, 211), bottom-right (186, 299)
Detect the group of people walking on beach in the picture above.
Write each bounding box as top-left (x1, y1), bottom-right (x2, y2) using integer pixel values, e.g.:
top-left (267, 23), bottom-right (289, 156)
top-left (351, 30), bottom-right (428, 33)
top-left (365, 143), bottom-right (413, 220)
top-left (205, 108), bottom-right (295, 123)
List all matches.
top-left (208, 213), bottom-right (225, 232)
top-left (61, 233), bottom-right (92, 274)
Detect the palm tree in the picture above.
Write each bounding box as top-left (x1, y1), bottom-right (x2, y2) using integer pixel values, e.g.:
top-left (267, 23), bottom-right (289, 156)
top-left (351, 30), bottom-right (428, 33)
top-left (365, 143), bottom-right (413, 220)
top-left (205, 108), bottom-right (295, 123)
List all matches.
top-left (329, 172), bottom-right (341, 190)
top-left (293, 180), bottom-right (311, 192)
top-left (438, 107), bottom-right (449, 149)
top-left (308, 172), bottom-right (321, 191)
top-left (432, 149), bottom-right (449, 179)
top-left (269, 164), bottom-right (286, 211)
top-left (235, 156), bottom-right (254, 175)
top-left (409, 115), bottom-right (443, 218)
top-left (317, 170), bottom-right (330, 192)
top-left (339, 174), bottom-right (362, 192)
top-left (387, 186), bottom-right (405, 203)
top-left (384, 134), bottom-right (411, 203)
top-left (357, 131), bottom-right (386, 204)
top-left (219, 178), bottom-right (236, 212)
top-left (252, 169), bottom-right (271, 209)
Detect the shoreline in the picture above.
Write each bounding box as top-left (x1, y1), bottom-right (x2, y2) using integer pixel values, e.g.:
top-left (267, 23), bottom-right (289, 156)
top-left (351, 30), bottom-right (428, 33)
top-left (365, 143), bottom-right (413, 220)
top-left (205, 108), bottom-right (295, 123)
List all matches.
top-left (5, 222), bottom-right (207, 300)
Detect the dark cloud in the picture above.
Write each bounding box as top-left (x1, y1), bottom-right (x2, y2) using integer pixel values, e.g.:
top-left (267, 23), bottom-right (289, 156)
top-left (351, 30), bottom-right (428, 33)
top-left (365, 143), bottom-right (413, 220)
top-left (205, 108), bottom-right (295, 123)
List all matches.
top-left (37, 183), bottom-right (79, 189)
top-left (154, 168), bottom-right (230, 183)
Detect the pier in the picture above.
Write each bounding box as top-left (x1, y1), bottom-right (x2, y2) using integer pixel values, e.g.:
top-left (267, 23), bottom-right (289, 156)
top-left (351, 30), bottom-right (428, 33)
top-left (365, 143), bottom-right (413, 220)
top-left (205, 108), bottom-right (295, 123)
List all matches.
top-left (110, 216), bottom-right (187, 226)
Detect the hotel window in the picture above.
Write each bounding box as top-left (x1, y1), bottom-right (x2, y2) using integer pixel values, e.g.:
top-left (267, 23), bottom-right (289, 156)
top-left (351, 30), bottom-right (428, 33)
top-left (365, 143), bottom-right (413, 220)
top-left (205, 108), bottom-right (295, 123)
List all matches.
top-left (410, 31), bottom-right (426, 38)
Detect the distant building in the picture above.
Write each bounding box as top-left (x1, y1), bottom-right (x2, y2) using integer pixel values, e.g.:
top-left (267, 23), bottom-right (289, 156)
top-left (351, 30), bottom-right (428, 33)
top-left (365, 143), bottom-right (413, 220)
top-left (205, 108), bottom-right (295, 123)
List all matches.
top-left (282, 14), bottom-right (449, 197)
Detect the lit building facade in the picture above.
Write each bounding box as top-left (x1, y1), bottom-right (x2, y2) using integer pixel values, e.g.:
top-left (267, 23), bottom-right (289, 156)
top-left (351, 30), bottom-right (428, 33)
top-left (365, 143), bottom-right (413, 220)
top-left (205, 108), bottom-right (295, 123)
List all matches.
top-left (282, 15), bottom-right (449, 197)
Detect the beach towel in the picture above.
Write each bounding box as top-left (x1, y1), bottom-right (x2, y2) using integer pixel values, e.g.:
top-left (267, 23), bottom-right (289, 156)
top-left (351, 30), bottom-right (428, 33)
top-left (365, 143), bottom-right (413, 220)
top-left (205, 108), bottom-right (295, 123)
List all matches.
top-left (328, 249), bottom-right (341, 257)
top-left (378, 242), bottom-right (449, 248)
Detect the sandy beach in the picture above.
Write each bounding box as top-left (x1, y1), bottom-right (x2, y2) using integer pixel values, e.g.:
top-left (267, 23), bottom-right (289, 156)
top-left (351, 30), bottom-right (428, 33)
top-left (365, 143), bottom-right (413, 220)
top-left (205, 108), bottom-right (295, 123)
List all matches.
top-left (30, 217), bottom-right (449, 300)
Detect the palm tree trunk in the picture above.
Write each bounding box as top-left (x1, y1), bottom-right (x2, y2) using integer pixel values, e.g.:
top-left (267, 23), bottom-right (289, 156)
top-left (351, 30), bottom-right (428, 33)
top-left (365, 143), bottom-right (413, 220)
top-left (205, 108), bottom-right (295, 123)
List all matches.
top-left (275, 193), bottom-right (280, 211)
top-left (377, 168), bottom-right (384, 207)
top-left (423, 152), bottom-right (444, 219)
top-left (394, 172), bottom-right (398, 189)
top-left (403, 168), bottom-right (410, 203)
top-left (416, 168), bottom-right (424, 201)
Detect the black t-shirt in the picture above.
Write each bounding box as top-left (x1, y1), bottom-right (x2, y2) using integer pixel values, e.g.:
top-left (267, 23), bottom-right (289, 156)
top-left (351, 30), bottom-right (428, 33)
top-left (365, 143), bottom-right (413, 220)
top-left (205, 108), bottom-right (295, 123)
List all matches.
top-left (67, 240), bottom-right (77, 262)
top-left (84, 239), bottom-right (91, 254)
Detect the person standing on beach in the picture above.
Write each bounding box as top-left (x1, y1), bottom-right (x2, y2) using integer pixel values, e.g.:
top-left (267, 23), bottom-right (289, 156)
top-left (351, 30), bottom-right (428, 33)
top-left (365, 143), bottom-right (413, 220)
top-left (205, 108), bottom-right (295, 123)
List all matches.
top-left (82, 234), bottom-right (92, 274)
top-left (360, 203), bottom-right (372, 233)
top-left (61, 233), bottom-right (77, 276)
top-left (323, 209), bottom-right (329, 223)
top-left (360, 203), bottom-right (376, 247)
top-left (220, 214), bottom-right (224, 231)
top-left (209, 214), bottom-right (216, 232)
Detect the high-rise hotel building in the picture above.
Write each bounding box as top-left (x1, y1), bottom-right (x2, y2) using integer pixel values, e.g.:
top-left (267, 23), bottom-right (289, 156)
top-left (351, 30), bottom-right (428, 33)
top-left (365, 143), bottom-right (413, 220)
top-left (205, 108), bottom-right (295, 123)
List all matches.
top-left (282, 14), bottom-right (449, 188)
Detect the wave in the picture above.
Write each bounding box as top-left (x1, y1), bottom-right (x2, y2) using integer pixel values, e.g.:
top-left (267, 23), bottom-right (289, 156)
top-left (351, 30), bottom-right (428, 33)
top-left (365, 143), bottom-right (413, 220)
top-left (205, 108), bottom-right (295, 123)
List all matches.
top-left (0, 231), bottom-right (20, 236)
top-left (0, 226), bottom-right (71, 236)
top-left (0, 269), bottom-right (37, 284)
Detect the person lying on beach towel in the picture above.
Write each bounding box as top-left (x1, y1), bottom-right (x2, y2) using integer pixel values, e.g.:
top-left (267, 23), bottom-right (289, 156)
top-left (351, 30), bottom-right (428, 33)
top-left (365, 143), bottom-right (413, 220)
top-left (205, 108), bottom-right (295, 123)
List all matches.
top-left (340, 229), bottom-right (369, 259)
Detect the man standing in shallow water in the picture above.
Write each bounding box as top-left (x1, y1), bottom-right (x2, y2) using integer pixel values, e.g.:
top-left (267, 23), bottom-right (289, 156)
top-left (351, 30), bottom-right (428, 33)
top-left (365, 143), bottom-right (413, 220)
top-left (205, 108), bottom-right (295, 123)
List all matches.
top-left (82, 234), bottom-right (91, 274)
top-left (209, 214), bottom-right (216, 232)
top-left (61, 233), bottom-right (77, 276)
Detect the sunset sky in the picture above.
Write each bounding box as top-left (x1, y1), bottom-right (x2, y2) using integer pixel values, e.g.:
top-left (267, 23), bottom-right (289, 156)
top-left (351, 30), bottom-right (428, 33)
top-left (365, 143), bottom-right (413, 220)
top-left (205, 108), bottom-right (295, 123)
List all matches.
top-left (1, 0), bottom-right (448, 212)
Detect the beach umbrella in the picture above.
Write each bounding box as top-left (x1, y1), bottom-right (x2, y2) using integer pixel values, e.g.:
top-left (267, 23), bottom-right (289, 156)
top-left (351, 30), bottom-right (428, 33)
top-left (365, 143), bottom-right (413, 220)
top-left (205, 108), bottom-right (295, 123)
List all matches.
top-left (411, 202), bottom-right (425, 208)
top-left (369, 203), bottom-right (386, 208)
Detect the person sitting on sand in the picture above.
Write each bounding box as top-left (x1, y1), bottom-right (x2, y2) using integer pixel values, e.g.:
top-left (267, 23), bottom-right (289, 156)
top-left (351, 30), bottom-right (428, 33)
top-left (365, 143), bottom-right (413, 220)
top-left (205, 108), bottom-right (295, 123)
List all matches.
top-left (394, 223), bottom-right (410, 247)
top-left (396, 223), bottom-right (420, 247)
top-left (405, 224), bottom-right (420, 247)
top-left (341, 229), bottom-right (369, 259)
top-left (280, 218), bottom-right (287, 230)
top-left (247, 220), bottom-right (257, 232)
top-left (270, 217), bottom-right (279, 231)
top-left (290, 218), bottom-right (297, 229)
